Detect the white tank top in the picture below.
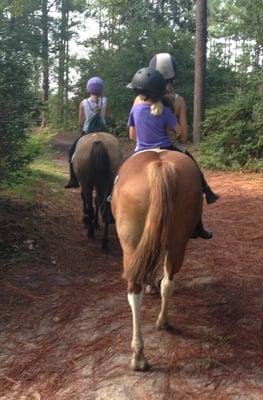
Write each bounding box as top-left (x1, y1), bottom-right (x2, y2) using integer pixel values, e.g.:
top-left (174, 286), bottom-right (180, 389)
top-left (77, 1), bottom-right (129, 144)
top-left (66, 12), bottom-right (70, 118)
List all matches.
top-left (82, 96), bottom-right (107, 132)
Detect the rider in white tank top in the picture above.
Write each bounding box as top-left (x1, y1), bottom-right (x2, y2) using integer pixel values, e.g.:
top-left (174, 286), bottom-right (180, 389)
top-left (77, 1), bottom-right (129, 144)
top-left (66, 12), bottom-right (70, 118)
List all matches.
top-left (82, 96), bottom-right (107, 133)
top-left (65, 76), bottom-right (108, 189)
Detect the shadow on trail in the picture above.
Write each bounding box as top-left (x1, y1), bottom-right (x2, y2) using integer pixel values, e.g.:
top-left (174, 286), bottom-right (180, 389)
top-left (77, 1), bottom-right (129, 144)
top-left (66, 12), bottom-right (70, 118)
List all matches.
top-left (0, 133), bottom-right (262, 398)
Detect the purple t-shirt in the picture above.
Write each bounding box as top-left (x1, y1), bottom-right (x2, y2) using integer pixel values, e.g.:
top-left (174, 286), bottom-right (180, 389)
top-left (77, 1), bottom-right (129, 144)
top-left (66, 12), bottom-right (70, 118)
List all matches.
top-left (128, 103), bottom-right (177, 151)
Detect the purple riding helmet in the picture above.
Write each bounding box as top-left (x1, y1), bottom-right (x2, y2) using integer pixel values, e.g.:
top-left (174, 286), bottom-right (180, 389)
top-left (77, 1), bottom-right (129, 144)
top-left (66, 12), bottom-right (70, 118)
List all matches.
top-left (86, 77), bottom-right (104, 95)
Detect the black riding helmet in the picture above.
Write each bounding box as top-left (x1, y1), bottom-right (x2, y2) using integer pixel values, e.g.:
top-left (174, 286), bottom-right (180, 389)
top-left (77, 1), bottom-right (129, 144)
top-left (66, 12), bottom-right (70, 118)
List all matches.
top-left (149, 53), bottom-right (176, 81)
top-left (126, 67), bottom-right (166, 99)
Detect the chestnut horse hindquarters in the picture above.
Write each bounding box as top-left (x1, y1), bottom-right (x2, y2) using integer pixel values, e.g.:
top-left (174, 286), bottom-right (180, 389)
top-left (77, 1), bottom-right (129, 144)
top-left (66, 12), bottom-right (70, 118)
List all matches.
top-left (123, 158), bottom-right (178, 284)
top-left (111, 150), bottom-right (203, 370)
top-left (112, 150), bottom-right (202, 284)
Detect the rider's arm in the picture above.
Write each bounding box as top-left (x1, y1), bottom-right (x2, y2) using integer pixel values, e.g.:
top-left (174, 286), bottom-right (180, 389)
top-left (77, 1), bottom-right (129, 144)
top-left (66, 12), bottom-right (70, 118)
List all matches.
top-left (165, 107), bottom-right (180, 143)
top-left (129, 126), bottom-right (136, 141)
top-left (166, 120), bottom-right (186, 144)
top-left (167, 127), bottom-right (181, 142)
top-left (78, 101), bottom-right (85, 131)
top-left (174, 96), bottom-right (188, 144)
top-left (128, 106), bottom-right (137, 141)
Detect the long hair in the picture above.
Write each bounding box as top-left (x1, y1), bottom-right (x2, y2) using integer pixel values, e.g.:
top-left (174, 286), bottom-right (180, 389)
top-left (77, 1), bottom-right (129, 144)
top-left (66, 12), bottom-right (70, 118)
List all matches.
top-left (89, 94), bottom-right (101, 113)
top-left (136, 92), bottom-right (164, 117)
top-left (123, 159), bottom-right (177, 284)
top-left (150, 101), bottom-right (163, 116)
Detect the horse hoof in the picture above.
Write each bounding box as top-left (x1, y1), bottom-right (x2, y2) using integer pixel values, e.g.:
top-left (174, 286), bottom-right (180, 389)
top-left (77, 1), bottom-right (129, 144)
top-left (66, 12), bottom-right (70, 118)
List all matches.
top-left (156, 320), bottom-right (173, 331)
top-left (145, 285), bottom-right (160, 295)
top-left (130, 357), bottom-right (150, 372)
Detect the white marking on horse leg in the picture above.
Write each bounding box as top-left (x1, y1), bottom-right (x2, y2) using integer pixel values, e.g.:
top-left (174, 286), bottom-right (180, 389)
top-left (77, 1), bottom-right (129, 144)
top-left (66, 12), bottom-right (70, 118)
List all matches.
top-left (128, 292), bottom-right (143, 352)
top-left (156, 268), bottom-right (175, 330)
top-left (127, 291), bottom-right (149, 371)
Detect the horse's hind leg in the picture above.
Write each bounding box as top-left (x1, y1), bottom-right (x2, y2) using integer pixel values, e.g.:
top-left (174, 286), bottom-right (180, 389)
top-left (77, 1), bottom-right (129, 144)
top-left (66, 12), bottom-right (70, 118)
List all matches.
top-left (156, 253), bottom-right (183, 330)
top-left (156, 273), bottom-right (175, 330)
top-left (124, 250), bottom-right (149, 371)
top-left (101, 199), bottom-right (116, 252)
top-left (82, 189), bottom-right (95, 238)
top-left (94, 194), bottom-right (100, 229)
top-left (101, 220), bottom-right (109, 252)
top-left (81, 190), bottom-right (88, 224)
top-left (128, 285), bottom-right (149, 371)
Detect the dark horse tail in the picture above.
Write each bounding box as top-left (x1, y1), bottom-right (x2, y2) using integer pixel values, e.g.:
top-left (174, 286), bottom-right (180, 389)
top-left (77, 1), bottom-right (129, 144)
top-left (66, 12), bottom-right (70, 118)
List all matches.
top-left (123, 159), bottom-right (177, 285)
top-left (90, 140), bottom-right (111, 186)
top-left (90, 140), bottom-right (113, 223)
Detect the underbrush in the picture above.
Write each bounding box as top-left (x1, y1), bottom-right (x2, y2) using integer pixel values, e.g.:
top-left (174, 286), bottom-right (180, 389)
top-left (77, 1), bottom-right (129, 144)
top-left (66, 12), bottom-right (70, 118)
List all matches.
top-left (0, 128), bottom-right (65, 202)
top-left (198, 91), bottom-right (263, 171)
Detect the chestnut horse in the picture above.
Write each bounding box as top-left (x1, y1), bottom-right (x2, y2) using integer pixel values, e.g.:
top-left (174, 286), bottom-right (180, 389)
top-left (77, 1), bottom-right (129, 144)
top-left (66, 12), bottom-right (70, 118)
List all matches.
top-left (73, 132), bottom-right (122, 252)
top-left (111, 149), bottom-right (203, 370)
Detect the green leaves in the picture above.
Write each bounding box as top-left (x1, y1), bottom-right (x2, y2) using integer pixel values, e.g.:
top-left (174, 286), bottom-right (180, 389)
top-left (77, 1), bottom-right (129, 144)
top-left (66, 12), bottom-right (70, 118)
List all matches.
top-left (199, 87), bottom-right (263, 170)
top-left (0, 9), bottom-right (36, 181)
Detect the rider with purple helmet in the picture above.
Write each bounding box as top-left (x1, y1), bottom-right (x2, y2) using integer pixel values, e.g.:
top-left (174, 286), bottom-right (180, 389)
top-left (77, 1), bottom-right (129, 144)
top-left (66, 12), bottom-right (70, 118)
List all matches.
top-left (64, 76), bottom-right (109, 189)
top-left (86, 76), bottom-right (104, 95)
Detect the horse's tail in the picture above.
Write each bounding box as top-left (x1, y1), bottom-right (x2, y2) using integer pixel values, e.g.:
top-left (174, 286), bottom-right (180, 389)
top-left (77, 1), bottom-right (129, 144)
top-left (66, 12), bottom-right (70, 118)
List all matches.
top-left (90, 140), bottom-right (111, 185)
top-left (123, 159), bottom-right (177, 285)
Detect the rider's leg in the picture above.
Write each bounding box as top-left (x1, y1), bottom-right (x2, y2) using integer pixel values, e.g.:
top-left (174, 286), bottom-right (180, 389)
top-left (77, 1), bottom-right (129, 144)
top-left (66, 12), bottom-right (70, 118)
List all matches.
top-left (184, 150), bottom-right (219, 204)
top-left (167, 145), bottom-right (215, 239)
top-left (65, 139), bottom-right (79, 189)
top-left (199, 169), bottom-right (220, 204)
top-left (65, 162), bottom-right (79, 188)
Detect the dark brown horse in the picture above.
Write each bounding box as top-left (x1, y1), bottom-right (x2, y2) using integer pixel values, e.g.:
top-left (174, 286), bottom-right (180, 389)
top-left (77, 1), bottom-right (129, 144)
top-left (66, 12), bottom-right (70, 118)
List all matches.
top-left (73, 132), bottom-right (122, 251)
top-left (111, 149), bottom-right (203, 370)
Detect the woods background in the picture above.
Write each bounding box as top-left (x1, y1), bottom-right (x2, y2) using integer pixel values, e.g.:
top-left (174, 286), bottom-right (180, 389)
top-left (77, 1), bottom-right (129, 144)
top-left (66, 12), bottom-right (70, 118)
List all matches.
top-left (0, 0), bottom-right (262, 181)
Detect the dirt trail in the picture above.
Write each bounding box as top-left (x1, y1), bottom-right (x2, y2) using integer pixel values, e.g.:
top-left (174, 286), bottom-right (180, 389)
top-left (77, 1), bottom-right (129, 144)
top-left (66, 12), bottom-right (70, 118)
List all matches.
top-left (0, 132), bottom-right (263, 400)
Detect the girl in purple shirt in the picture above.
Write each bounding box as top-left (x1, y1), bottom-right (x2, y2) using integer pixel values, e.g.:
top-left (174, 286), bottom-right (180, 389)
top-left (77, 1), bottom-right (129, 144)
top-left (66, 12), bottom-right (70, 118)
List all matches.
top-left (128, 102), bottom-right (177, 151)
top-left (126, 67), bottom-right (212, 240)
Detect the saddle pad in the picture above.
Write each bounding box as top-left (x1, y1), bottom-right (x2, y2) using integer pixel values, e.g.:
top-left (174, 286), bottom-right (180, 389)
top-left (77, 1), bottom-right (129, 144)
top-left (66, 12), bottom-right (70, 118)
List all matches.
top-left (131, 148), bottom-right (167, 158)
top-left (113, 148), bottom-right (167, 187)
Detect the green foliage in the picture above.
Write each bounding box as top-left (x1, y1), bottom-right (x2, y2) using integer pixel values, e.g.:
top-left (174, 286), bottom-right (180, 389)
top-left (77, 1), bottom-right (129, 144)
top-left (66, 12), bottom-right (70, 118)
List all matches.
top-left (0, 51), bottom-right (35, 180)
top-left (0, 128), bottom-right (50, 184)
top-left (199, 88), bottom-right (263, 170)
top-left (0, 128), bottom-right (66, 202)
top-left (0, 3), bottom-right (44, 181)
top-left (73, 0), bottom-right (196, 135)
top-left (1, 0), bottom-right (262, 174)
top-left (206, 47), bottom-right (243, 108)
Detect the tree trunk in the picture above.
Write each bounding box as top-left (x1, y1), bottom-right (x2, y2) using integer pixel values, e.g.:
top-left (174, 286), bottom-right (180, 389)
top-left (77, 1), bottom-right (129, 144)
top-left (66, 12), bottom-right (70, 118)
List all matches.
top-left (64, 8), bottom-right (69, 125)
top-left (193, 0), bottom-right (207, 144)
top-left (41, 0), bottom-right (49, 127)
top-left (58, 0), bottom-right (67, 124)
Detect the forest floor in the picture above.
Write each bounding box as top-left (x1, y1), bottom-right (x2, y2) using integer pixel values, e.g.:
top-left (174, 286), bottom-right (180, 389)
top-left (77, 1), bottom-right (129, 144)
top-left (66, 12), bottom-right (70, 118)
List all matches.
top-left (0, 131), bottom-right (263, 400)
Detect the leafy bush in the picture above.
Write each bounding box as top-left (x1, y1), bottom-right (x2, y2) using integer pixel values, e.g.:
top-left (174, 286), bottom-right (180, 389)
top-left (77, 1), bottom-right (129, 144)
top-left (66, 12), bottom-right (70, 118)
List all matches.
top-left (0, 43), bottom-right (35, 181)
top-left (198, 90), bottom-right (263, 171)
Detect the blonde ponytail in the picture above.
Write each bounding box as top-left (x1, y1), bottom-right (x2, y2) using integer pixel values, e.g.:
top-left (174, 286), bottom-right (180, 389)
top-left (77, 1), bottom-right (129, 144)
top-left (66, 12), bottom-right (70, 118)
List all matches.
top-left (150, 101), bottom-right (163, 117)
top-left (93, 95), bottom-right (101, 113)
